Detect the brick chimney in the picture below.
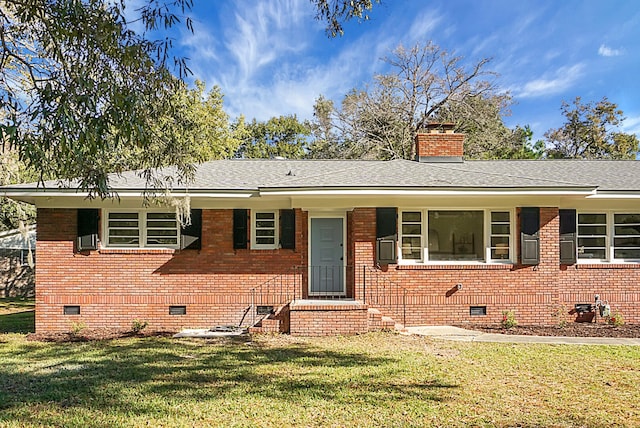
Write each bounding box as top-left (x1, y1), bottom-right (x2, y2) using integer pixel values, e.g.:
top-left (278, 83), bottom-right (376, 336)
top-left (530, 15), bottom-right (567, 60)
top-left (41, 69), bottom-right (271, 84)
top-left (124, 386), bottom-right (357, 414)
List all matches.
top-left (415, 123), bottom-right (464, 163)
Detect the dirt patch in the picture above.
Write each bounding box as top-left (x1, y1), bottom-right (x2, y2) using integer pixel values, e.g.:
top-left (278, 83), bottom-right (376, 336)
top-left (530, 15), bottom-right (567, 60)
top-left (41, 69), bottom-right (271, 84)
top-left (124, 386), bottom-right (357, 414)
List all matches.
top-left (463, 323), bottom-right (640, 338)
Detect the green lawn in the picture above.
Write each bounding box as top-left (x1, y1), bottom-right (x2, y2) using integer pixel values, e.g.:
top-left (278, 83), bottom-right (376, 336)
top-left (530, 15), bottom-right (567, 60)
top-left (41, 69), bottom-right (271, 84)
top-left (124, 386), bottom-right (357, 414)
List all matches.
top-left (0, 298), bottom-right (35, 333)
top-left (0, 331), bottom-right (638, 427)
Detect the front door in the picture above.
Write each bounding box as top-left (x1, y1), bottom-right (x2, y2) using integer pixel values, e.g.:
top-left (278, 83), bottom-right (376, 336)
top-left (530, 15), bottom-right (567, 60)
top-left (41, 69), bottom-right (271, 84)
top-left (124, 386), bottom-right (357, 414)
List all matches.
top-left (310, 217), bottom-right (344, 296)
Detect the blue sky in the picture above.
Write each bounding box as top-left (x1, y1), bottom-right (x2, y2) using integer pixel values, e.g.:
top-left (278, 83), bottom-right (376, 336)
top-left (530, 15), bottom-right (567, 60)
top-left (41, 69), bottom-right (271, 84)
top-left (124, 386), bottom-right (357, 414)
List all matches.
top-left (170, 0), bottom-right (640, 142)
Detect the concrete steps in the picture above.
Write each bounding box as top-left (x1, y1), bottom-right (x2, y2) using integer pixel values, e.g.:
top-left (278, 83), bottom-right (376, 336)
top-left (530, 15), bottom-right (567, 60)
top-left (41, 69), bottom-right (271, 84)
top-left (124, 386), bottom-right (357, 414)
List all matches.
top-left (250, 302), bottom-right (404, 335)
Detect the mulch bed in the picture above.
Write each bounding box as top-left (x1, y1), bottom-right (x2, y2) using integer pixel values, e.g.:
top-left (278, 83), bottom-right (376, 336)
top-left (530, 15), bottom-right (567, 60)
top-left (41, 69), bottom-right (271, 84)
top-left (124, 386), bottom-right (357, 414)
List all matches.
top-left (463, 323), bottom-right (640, 338)
top-left (27, 328), bottom-right (174, 342)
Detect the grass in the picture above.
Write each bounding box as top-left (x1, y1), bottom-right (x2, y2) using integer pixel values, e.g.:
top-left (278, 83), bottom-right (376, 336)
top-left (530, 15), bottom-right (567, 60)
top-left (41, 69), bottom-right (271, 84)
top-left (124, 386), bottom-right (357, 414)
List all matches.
top-left (0, 298), bottom-right (35, 334)
top-left (0, 331), bottom-right (638, 427)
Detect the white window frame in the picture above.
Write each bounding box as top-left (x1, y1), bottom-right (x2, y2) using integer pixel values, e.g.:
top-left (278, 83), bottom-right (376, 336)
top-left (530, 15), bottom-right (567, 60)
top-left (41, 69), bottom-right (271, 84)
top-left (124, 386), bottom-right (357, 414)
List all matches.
top-left (613, 213), bottom-right (640, 261)
top-left (398, 208), bottom-right (514, 264)
top-left (103, 210), bottom-right (180, 249)
top-left (400, 211), bottom-right (424, 263)
top-left (577, 212), bottom-right (608, 262)
top-left (577, 211), bottom-right (640, 263)
top-left (251, 210), bottom-right (279, 250)
top-left (488, 210), bottom-right (512, 262)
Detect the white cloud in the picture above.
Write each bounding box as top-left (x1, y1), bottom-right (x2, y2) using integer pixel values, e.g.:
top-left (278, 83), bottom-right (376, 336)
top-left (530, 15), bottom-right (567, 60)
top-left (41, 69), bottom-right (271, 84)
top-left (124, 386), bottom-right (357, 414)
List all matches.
top-left (407, 9), bottom-right (442, 43)
top-left (181, 0), bottom-right (417, 122)
top-left (517, 64), bottom-right (584, 98)
top-left (623, 115), bottom-right (640, 137)
top-left (598, 44), bottom-right (624, 57)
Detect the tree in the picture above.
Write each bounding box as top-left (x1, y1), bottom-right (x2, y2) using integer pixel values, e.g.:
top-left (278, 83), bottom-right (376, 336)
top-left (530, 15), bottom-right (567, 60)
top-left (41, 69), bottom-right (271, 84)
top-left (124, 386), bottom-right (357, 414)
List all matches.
top-left (1, 0), bottom-right (380, 202)
top-left (1, 0), bottom-right (199, 198)
top-left (0, 149), bottom-right (36, 231)
top-left (544, 97), bottom-right (639, 159)
top-left (436, 95), bottom-right (543, 159)
top-left (311, 0), bottom-right (381, 37)
top-left (130, 81), bottom-right (241, 166)
top-left (308, 42), bottom-right (507, 160)
top-left (235, 116), bottom-right (311, 159)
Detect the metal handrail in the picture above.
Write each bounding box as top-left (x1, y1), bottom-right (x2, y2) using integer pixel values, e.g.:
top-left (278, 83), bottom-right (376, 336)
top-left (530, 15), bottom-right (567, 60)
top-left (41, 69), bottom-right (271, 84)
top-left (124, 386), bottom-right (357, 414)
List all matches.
top-left (248, 268), bottom-right (300, 327)
top-left (360, 266), bottom-right (407, 327)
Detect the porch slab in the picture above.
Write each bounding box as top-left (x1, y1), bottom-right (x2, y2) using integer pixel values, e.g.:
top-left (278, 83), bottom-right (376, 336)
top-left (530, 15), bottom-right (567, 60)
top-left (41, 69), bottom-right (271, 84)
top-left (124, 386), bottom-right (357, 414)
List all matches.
top-left (173, 328), bottom-right (248, 338)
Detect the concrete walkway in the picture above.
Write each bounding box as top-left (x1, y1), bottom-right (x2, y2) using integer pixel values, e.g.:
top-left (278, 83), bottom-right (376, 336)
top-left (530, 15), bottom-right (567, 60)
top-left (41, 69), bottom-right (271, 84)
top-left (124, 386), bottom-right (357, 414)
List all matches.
top-left (405, 326), bottom-right (640, 346)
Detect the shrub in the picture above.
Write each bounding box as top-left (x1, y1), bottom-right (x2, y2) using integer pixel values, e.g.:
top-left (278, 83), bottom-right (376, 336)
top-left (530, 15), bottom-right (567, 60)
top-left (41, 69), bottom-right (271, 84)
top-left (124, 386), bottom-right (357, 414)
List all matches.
top-left (606, 310), bottom-right (625, 327)
top-left (69, 321), bottom-right (86, 336)
top-left (131, 319), bottom-right (149, 334)
top-left (551, 305), bottom-right (567, 328)
top-left (501, 310), bottom-right (518, 329)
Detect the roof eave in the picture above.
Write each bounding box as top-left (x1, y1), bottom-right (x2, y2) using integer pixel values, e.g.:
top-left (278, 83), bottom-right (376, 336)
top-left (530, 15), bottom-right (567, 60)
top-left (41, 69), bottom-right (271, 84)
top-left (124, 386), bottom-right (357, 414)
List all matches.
top-left (257, 186), bottom-right (598, 197)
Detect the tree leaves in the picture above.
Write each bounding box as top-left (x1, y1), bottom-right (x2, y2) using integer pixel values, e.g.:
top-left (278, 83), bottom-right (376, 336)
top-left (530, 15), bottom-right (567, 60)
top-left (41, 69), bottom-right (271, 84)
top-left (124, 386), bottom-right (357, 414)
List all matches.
top-left (544, 97), bottom-right (639, 159)
top-left (1, 0), bottom-right (196, 198)
top-left (311, 0), bottom-right (380, 37)
top-left (235, 115), bottom-right (311, 159)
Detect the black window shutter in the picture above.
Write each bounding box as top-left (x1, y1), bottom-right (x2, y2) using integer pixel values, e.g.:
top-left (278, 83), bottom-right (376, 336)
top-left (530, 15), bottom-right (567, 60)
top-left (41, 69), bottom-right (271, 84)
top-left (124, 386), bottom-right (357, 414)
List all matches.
top-left (559, 209), bottom-right (577, 264)
top-left (376, 207), bottom-right (397, 264)
top-left (77, 209), bottom-right (99, 251)
top-left (233, 209), bottom-right (248, 249)
top-left (280, 209), bottom-right (296, 249)
top-left (520, 207), bottom-right (540, 265)
top-left (180, 209), bottom-right (202, 250)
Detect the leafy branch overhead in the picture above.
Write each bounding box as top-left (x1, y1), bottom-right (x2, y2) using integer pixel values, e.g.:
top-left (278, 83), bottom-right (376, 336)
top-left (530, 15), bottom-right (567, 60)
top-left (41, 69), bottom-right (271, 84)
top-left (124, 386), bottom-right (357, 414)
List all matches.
top-left (0, 0), bottom-right (384, 200)
top-left (311, 0), bottom-right (381, 37)
top-left (0, 0), bottom-right (198, 198)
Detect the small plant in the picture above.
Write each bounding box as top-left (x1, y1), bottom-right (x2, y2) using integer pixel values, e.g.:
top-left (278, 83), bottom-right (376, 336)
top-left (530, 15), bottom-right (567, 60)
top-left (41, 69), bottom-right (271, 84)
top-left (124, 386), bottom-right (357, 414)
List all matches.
top-left (131, 319), bottom-right (149, 334)
top-left (606, 310), bottom-right (625, 327)
top-left (551, 305), bottom-right (567, 328)
top-left (69, 321), bottom-right (87, 336)
top-left (501, 310), bottom-right (518, 329)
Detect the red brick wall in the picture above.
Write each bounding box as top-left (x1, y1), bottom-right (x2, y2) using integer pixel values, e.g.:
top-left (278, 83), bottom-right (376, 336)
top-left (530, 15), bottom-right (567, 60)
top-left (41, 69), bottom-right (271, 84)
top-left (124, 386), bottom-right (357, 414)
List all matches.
top-left (36, 208), bottom-right (307, 333)
top-left (289, 301), bottom-right (369, 336)
top-left (36, 205), bottom-right (640, 334)
top-left (351, 207), bottom-right (640, 326)
top-left (415, 132), bottom-right (464, 159)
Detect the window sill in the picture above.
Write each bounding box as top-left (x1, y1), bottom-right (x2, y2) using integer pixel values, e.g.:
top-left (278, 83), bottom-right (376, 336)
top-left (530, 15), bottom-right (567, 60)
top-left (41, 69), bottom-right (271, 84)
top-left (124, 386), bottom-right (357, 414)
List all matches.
top-left (397, 263), bottom-right (513, 270)
top-left (575, 263), bottom-right (640, 269)
top-left (98, 248), bottom-right (177, 255)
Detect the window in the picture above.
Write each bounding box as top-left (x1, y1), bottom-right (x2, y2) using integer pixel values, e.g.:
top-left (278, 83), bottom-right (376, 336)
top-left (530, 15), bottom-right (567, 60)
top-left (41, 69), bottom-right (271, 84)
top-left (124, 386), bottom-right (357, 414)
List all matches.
top-left (105, 211), bottom-right (179, 249)
top-left (577, 213), bottom-right (607, 260)
top-left (146, 213), bottom-right (178, 247)
top-left (490, 211), bottom-right (511, 260)
top-left (428, 211), bottom-right (483, 261)
top-left (251, 211), bottom-right (278, 249)
top-left (398, 209), bottom-right (512, 263)
top-left (401, 211), bottom-right (422, 261)
top-left (614, 214), bottom-right (640, 260)
top-left (576, 212), bottom-right (640, 262)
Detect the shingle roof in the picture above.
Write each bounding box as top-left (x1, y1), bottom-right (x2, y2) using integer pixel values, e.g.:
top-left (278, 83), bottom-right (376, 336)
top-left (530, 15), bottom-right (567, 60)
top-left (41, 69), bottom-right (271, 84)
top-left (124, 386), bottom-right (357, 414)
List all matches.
top-left (3, 158), bottom-right (640, 192)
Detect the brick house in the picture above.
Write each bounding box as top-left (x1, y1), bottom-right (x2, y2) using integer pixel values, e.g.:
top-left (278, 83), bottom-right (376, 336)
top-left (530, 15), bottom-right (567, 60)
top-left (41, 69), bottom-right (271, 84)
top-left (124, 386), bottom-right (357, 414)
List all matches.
top-left (2, 123), bottom-right (640, 335)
